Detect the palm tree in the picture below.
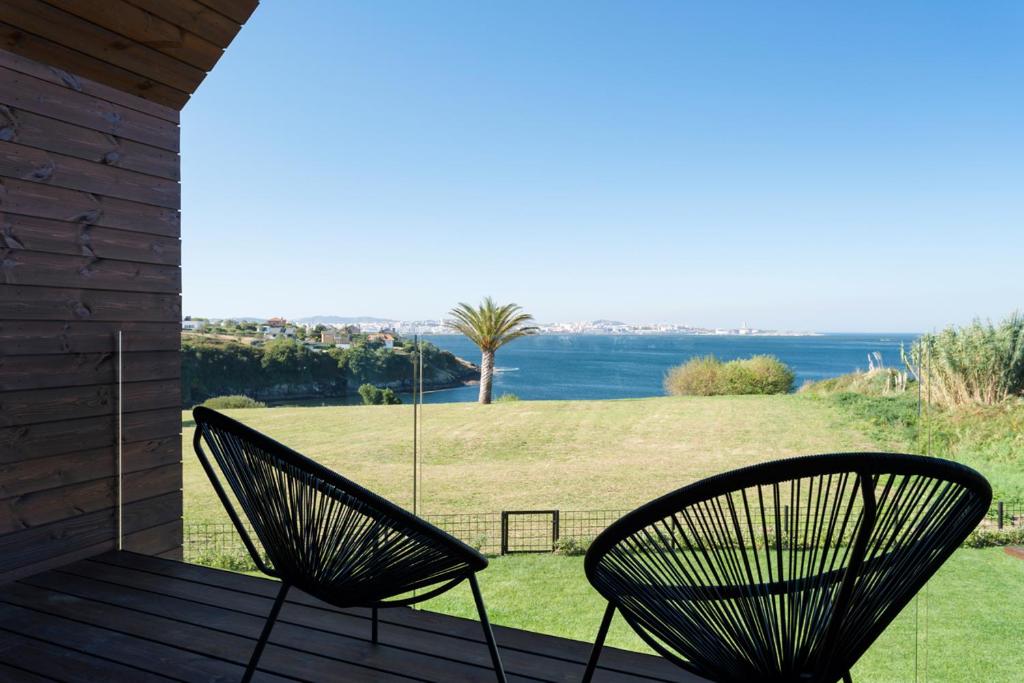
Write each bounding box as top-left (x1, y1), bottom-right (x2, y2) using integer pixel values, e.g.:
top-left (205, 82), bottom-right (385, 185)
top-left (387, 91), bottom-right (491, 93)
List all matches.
top-left (446, 297), bottom-right (538, 404)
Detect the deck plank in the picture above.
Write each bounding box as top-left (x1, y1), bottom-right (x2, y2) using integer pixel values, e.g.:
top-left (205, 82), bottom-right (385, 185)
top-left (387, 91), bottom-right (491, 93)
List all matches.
top-left (0, 551), bottom-right (697, 682)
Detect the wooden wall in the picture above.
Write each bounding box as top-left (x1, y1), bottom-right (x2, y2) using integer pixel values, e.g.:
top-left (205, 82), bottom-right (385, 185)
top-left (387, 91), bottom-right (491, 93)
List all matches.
top-left (0, 48), bottom-right (182, 582)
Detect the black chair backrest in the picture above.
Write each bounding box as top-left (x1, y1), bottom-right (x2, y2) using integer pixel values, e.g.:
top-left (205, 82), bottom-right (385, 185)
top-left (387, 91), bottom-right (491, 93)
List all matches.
top-left (585, 452), bottom-right (991, 683)
top-left (192, 406), bottom-right (486, 606)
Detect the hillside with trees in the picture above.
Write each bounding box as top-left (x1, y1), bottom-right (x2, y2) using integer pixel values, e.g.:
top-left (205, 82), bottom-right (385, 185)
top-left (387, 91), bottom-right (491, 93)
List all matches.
top-left (182, 336), bottom-right (479, 406)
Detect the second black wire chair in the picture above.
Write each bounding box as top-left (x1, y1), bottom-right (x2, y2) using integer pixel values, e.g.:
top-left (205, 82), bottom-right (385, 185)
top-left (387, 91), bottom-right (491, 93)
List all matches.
top-left (192, 406), bottom-right (507, 683)
top-left (582, 452), bottom-right (990, 683)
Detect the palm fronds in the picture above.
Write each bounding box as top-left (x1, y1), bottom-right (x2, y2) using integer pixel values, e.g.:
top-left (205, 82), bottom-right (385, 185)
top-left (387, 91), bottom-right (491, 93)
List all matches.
top-left (445, 297), bottom-right (539, 352)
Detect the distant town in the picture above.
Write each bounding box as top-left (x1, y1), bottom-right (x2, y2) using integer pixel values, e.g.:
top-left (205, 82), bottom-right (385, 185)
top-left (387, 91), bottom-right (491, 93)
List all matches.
top-left (182, 316), bottom-right (819, 338)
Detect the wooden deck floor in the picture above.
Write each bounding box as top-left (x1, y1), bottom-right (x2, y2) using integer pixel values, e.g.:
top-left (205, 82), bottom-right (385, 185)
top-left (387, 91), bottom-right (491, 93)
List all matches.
top-left (0, 551), bottom-right (699, 682)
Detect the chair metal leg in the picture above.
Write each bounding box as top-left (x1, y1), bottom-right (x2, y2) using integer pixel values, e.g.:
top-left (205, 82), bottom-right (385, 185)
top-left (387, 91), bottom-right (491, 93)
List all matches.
top-left (371, 607), bottom-right (379, 644)
top-left (243, 582), bottom-right (289, 683)
top-left (469, 573), bottom-right (507, 683)
top-left (582, 602), bottom-right (615, 683)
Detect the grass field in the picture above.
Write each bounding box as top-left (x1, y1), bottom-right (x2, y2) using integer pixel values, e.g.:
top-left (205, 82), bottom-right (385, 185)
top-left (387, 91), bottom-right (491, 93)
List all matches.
top-left (422, 548), bottom-right (1024, 683)
top-left (182, 394), bottom-right (1024, 681)
top-left (183, 395), bottom-right (879, 525)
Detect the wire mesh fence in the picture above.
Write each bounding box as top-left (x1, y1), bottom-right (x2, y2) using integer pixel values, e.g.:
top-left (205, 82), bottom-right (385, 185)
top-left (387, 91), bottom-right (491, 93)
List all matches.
top-left (183, 501), bottom-right (1024, 567)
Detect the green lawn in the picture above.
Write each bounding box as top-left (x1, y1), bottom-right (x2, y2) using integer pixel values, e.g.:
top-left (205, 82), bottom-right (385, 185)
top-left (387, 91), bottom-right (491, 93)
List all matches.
top-left (183, 395), bottom-right (1023, 681)
top-left (183, 395), bottom-right (878, 525)
top-left (420, 548), bottom-right (1023, 683)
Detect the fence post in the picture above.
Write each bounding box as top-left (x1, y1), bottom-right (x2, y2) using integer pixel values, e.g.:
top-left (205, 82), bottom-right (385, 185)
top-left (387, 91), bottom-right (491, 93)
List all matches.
top-left (500, 511), bottom-right (509, 556)
top-left (998, 501), bottom-right (1004, 530)
top-left (552, 510), bottom-right (561, 550)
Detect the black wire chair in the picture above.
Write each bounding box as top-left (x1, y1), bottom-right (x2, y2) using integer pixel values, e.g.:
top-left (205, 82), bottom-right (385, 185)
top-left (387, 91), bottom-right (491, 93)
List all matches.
top-left (192, 407), bottom-right (507, 683)
top-left (582, 452), bottom-right (991, 683)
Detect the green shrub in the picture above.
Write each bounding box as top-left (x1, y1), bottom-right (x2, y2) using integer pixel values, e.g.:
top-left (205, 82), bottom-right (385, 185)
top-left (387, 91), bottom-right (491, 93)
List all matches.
top-left (553, 536), bottom-right (591, 556)
top-left (495, 393), bottom-right (520, 402)
top-left (358, 383), bottom-right (383, 405)
top-left (664, 355), bottom-right (725, 395)
top-left (359, 384), bottom-right (401, 405)
top-left (962, 526), bottom-right (1024, 548)
top-left (190, 549), bottom-right (261, 572)
top-left (906, 312), bottom-right (1024, 407)
top-left (665, 355), bottom-right (794, 396)
top-left (721, 355), bottom-right (795, 395)
top-left (199, 395), bottom-right (266, 409)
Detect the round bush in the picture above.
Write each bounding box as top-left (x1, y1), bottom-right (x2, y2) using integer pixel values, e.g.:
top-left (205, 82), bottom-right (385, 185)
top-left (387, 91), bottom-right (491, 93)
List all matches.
top-left (199, 395), bottom-right (266, 409)
top-left (665, 354), bottom-right (794, 396)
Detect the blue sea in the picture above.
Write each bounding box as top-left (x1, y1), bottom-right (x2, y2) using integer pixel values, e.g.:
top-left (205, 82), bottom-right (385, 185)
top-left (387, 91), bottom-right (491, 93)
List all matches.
top-left (417, 333), bottom-right (920, 403)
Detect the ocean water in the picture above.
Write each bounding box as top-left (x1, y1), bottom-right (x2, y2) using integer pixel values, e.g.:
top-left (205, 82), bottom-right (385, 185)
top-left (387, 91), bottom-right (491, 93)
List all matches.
top-left (418, 333), bottom-right (920, 403)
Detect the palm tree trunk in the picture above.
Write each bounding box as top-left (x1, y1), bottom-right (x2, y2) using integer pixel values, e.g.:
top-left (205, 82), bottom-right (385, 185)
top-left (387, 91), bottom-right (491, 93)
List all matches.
top-left (479, 350), bottom-right (495, 404)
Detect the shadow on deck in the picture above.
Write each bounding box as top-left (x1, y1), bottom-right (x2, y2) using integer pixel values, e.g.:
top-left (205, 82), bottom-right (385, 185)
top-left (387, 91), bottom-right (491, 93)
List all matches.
top-left (0, 551), bottom-right (700, 682)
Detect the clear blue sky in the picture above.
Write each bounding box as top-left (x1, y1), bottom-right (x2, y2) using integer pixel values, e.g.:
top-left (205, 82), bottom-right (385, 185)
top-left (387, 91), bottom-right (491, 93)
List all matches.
top-left (181, 1), bottom-right (1022, 332)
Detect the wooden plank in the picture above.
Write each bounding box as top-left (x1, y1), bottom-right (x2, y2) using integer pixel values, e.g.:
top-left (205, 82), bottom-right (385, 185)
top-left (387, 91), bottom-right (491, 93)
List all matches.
top-left (96, 553), bottom-right (686, 682)
top-left (0, 407), bottom-right (180, 462)
top-left (0, 249), bottom-right (180, 293)
top-left (197, 0), bottom-right (260, 25)
top-left (0, 140), bottom-right (179, 209)
top-left (123, 519), bottom-right (182, 556)
top-left (57, 562), bottom-right (594, 683)
top-left (0, 46), bottom-right (178, 123)
top-left (0, 509), bottom-right (113, 576)
top-left (0, 1), bottom-right (206, 94)
top-left (0, 600), bottom-right (242, 682)
top-left (40, 0), bottom-right (223, 72)
top-left (0, 659), bottom-right (53, 683)
top-left (1, 213), bottom-right (180, 265)
top-left (0, 378), bottom-right (180, 425)
top-left (0, 27), bottom-right (189, 112)
top-left (122, 0), bottom-right (242, 49)
top-left (0, 65), bottom-right (178, 151)
top-left (0, 105), bottom-right (179, 180)
top-left (1, 579), bottom-right (439, 683)
top-left (2, 249), bottom-right (179, 295)
top-left (0, 625), bottom-right (166, 683)
top-left (0, 284), bottom-right (181, 322)
top-left (0, 178), bottom-right (180, 237)
top-left (0, 437), bottom-right (179, 499)
top-left (0, 538), bottom-right (112, 585)
top-left (0, 465), bottom-right (180, 535)
top-left (0, 350), bottom-right (179, 393)
top-left (0, 320), bottom-right (179, 355)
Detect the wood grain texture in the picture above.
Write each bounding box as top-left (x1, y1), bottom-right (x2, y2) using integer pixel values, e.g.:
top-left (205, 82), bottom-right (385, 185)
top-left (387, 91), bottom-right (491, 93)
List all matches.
top-left (0, 64), bottom-right (179, 151)
top-left (0, 24), bottom-right (190, 110)
top-left (40, 0), bottom-right (224, 72)
top-left (0, 284), bottom-right (181, 321)
top-left (122, 0), bottom-right (242, 48)
top-left (0, 438), bottom-right (180, 499)
top-left (0, 378), bottom-right (180, 424)
top-left (0, 464), bottom-right (180, 534)
top-left (0, 42), bottom-right (179, 122)
top-left (0, 212), bottom-right (180, 265)
top-left (196, 0), bottom-right (259, 25)
top-left (0, 320), bottom-right (178, 355)
top-left (0, 140), bottom-right (180, 209)
top-left (0, 1), bottom-right (205, 93)
top-left (0, 356), bottom-right (179, 403)
top-left (0, 105), bottom-right (180, 180)
top-left (0, 249), bottom-right (180, 293)
top-left (0, 178), bottom-right (180, 236)
top-left (0, 408), bottom-right (180, 464)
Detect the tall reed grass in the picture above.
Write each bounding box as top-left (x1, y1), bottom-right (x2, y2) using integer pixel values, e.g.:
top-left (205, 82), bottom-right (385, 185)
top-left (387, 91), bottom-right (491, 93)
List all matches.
top-left (905, 313), bottom-right (1024, 408)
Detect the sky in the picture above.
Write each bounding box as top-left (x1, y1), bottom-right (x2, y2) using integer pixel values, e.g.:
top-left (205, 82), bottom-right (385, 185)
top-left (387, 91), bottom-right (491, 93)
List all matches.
top-left (181, 1), bottom-right (1023, 332)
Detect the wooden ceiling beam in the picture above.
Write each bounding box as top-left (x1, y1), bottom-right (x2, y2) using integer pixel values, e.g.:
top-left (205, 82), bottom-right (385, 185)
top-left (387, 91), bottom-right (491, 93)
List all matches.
top-left (39, 0), bottom-right (224, 72)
